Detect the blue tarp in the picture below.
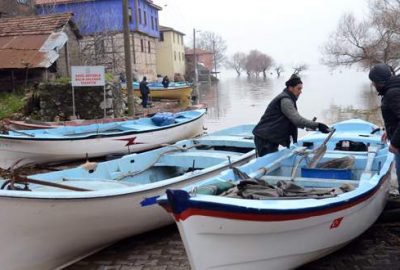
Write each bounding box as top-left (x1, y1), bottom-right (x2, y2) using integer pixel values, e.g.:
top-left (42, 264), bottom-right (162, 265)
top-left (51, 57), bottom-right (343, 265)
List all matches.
top-left (151, 112), bottom-right (176, 126)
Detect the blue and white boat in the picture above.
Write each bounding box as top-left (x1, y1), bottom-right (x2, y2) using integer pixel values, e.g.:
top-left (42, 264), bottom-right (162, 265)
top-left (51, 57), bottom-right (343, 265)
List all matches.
top-left (0, 124), bottom-right (255, 270)
top-left (159, 119), bottom-right (394, 270)
top-left (0, 109), bottom-right (206, 169)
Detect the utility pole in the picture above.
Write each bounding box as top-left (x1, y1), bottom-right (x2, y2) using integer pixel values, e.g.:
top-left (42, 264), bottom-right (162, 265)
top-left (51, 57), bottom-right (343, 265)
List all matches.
top-left (212, 40), bottom-right (217, 79)
top-left (193, 28), bottom-right (198, 84)
top-left (122, 0), bottom-right (135, 115)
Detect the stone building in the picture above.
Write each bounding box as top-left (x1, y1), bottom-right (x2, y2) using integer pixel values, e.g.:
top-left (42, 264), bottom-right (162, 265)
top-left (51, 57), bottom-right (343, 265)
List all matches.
top-left (36, 0), bottom-right (162, 80)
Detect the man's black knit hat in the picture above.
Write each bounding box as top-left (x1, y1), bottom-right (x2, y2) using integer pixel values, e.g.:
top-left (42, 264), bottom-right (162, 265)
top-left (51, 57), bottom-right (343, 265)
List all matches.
top-left (285, 74), bottom-right (302, 87)
top-left (369, 63), bottom-right (393, 84)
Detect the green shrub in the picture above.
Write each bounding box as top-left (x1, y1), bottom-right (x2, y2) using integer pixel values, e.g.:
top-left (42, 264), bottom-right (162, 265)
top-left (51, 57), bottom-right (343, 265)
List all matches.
top-left (53, 76), bottom-right (71, 84)
top-left (105, 72), bottom-right (114, 82)
top-left (0, 93), bottom-right (25, 119)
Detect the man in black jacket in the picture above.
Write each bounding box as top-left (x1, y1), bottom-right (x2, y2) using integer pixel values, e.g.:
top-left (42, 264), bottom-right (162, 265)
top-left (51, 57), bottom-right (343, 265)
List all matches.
top-left (252, 74), bottom-right (330, 157)
top-left (369, 63), bottom-right (400, 193)
top-left (139, 76), bottom-right (150, 108)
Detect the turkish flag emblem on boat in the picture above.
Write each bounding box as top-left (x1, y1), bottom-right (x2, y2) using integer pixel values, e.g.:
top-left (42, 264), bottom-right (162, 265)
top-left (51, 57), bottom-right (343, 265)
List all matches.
top-left (330, 217), bottom-right (344, 229)
top-left (116, 136), bottom-right (142, 146)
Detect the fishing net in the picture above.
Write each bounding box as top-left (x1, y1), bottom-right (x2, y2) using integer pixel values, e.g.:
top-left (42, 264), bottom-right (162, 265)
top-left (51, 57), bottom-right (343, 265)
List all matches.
top-left (217, 167), bottom-right (354, 200)
top-left (317, 156), bottom-right (355, 169)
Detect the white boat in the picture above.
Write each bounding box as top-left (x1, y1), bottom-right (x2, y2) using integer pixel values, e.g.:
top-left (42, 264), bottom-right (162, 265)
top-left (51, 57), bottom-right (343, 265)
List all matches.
top-left (0, 124), bottom-right (256, 270)
top-left (0, 109), bottom-right (205, 169)
top-left (159, 119), bottom-right (394, 270)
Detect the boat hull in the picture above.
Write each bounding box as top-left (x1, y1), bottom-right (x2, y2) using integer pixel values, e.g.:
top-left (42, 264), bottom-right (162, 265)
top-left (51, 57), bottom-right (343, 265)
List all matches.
top-left (3, 117), bottom-right (133, 130)
top-left (0, 152), bottom-right (256, 270)
top-left (0, 114), bottom-right (204, 169)
top-left (174, 172), bottom-right (390, 270)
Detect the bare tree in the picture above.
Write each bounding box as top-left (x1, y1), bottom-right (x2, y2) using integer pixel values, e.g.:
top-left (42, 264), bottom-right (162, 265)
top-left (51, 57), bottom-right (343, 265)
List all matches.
top-left (322, 0), bottom-right (400, 71)
top-left (245, 50), bottom-right (261, 77)
top-left (259, 53), bottom-right (273, 78)
top-left (226, 52), bottom-right (246, 76)
top-left (194, 31), bottom-right (227, 69)
top-left (244, 50), bottom-right (273, 78)
top-left (292, 63), bottom-right (308, 75)
top-left (274, 64), bottom-right (284, 78)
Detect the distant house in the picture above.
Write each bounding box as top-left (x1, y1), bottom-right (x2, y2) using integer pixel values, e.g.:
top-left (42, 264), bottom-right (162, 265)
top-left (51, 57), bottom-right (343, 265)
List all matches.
top-left (0, 0), bottom-right (35, 18)
top-left (185, 48), bottom-right (214, 71)
top-left (35, 0), bottom-right (162, 80)
top-left (156, 26), bottom-right (186, 81)
top-left (0, 13), bottom-right (81, 92)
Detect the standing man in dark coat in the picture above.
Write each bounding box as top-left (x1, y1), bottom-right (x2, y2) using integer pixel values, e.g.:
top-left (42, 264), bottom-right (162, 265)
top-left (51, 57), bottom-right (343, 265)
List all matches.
top-left (369, 63), bottom-right (400, 194)
top-left (252, 74), bottom-right (330, 157)
top-left (139, 76), bottom-right (150, 108)
top-left (162, 76), bottom-right (170, 88)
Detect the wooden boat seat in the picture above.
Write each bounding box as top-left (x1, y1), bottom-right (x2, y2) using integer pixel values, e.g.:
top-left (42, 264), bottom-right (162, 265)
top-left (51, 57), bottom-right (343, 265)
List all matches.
top-left (155, 150), bottom-right (242, 168)
top-left (194, 135), bottom-right (254, 149)
top-left (259, 175), bottom-right (359, 188)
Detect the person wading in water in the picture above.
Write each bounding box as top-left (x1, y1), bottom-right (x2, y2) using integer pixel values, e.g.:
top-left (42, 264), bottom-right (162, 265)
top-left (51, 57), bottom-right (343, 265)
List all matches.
top-left (252, 74), bottom-right (330, 157)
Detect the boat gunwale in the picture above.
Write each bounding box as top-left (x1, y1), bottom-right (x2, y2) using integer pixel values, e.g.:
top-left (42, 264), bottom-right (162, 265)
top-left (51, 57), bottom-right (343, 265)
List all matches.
top-left (0, 109), bottom-right (206, 141)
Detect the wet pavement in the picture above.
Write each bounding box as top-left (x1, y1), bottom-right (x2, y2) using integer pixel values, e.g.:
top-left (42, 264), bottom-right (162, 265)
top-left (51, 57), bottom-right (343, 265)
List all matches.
top-left (66, 211), bottom-right (400, 270)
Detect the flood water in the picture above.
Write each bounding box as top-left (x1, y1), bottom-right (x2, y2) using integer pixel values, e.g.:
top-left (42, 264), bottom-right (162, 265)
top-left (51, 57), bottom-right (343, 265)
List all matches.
top-left (197, 66), bottom-right (383, 134)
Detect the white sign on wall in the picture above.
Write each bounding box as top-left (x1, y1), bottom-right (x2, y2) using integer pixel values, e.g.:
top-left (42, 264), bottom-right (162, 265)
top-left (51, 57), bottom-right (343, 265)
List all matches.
top-left (71, 66), bottom-right (105, 87)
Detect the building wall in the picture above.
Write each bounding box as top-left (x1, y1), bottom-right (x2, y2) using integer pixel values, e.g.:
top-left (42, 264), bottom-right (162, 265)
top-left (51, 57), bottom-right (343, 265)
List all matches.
top-left (133, 32), bottom-right (157, 81)
top-left (78, 32), bottom-right (157, 80)
top-left (156, 31), bottom-right (185, 80)
top-left (136, 0), bottom-right (159, 38)
top-left (198, 54), bottom-right (214, 71)
top-left (0, 0), bottom-right (35, 17)
top-left (36, 0), bottom-right (159, 38)
top-left (57, 25), bottom-right (81, 77)
top-left (186, 54), bottom-right (214, 71)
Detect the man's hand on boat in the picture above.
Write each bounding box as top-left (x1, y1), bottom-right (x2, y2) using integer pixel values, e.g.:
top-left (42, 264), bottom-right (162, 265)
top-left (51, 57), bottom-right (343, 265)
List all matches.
top-left (381, 131), bottom-right (388, 143)
top-left (317, 122), bottom-right (331, 134)
top-left (389, 144), bottom-right (399, 154)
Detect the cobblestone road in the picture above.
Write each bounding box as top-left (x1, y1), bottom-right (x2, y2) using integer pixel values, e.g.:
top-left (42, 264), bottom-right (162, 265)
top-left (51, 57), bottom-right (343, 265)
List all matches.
top-left (67, 213), bottom-right (400, 270)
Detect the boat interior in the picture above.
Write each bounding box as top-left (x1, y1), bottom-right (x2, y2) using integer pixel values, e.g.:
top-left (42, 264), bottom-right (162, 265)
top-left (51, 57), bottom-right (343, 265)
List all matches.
top-left (0, 134), bottom-right (255, 192)
top-left (191, 137), bottom-right (390, 199)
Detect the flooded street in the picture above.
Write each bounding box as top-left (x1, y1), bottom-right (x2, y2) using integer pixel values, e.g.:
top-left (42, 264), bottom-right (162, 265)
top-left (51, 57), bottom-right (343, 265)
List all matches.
top-left (200, 67), bottom-right (382, 133)
top-left (66, 67), bottom-right (400, 270)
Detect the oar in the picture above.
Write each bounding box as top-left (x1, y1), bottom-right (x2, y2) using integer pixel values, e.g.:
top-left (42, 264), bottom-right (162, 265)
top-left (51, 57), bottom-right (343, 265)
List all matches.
top-left (13, 175), bottom-right (92, 192)
top-left (308, 128), bottom-right (336, 168)
top-left (248, 147), bottom-right (307, 179)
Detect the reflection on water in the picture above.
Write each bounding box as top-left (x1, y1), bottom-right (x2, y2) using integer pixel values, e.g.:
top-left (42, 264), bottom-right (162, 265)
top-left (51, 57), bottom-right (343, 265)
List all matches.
top-left (324, 86), bottom-right (383, 126)
top-left (196, 68), bottom-right (383, 132)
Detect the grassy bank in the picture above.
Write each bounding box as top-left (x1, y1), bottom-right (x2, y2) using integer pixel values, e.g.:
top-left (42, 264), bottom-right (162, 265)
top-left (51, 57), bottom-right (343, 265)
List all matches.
top-left (0, 93), bottom-right (25, 120)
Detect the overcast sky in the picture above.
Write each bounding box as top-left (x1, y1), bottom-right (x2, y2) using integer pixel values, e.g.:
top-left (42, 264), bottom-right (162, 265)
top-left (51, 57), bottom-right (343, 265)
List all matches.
top-left (155, 0), bottom-right (369, 68)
